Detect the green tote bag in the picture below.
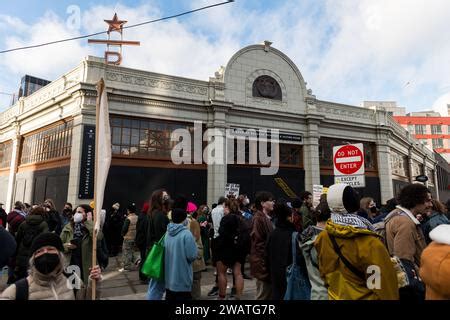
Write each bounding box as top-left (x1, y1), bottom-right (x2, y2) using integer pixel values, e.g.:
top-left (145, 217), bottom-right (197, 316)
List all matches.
top-left (141, 233), bottom-right (166, 280)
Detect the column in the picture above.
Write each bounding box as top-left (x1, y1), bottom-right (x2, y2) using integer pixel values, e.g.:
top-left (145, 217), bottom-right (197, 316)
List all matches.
top-left (206, 126), bottom-right (227, 206)
top-left (5, 133), bottom-right (21, 212)
top-left (303, 120), bottom-right (320, 192)
top-left (407, 146), bottom-right (414, 183)
top-left (433, 165), bottom-right (440, 200)
top-left (376, 144), bottom-right (394, 204)
top-left (423, 156), bottom-right (428, 188)
top-left (206, 103), bottom-right (229, 206)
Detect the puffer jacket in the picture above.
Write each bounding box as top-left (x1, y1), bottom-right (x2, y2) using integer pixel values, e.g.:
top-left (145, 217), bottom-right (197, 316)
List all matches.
top-left (0, 263), bottom-right (75, 300)
top-left (250, 210), bottom-right (274, 281)
top-left (420, 224), bottom-right (450, 300)
top-left (300, 225), bottom-right (328, 300)
top-left (15, 215), bottom-right (49, 268)
top-left (315, 220), bottom-right (399, 300)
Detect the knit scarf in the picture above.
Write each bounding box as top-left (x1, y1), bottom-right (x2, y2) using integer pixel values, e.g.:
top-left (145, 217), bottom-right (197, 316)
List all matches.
top-left (331, 213), bottom-right (375, 231)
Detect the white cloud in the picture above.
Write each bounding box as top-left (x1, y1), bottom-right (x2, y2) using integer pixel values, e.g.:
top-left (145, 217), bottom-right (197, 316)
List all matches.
top-left (1, 0), bottom-right (450, 114)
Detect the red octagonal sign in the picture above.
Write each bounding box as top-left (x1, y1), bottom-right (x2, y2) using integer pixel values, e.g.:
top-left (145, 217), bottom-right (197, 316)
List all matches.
top-left (333, 144), bottom-right (365, 175)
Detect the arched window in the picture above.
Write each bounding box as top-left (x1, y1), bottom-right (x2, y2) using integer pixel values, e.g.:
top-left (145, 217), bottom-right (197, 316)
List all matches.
top-left (252, 75), bottom-right (282, 100)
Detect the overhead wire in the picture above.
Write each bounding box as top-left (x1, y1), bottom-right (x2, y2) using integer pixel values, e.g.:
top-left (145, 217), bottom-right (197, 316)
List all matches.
top-left (0, 1), bottom-right (234, 54)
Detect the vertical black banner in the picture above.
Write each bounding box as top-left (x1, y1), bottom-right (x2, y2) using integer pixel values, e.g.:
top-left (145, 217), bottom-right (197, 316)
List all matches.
top-left (78, 125), bottom-right (95, 199)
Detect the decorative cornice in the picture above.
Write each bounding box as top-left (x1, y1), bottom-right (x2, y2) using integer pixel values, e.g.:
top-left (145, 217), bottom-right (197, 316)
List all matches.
top-left (316, 102), bottom-right (375, 121)
top-left (106, 71), bottom-right (208, 97)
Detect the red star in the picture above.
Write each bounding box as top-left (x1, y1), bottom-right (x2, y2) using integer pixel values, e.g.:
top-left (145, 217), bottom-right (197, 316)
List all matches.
top-left (104, 13), bottom-right (127, 34)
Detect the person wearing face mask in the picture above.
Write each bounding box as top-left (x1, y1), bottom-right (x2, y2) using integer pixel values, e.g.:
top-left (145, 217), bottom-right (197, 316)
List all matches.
top-left (60, 204), bottom-right (104, 285)
top-left (357, 197), bottom-right (378, 223)
top-left (0, 232), bottom-right (102, 300)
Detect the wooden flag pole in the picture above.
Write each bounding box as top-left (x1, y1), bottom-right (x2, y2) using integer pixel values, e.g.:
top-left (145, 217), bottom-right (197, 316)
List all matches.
top-left (92, 78), bottom-right (104, 300)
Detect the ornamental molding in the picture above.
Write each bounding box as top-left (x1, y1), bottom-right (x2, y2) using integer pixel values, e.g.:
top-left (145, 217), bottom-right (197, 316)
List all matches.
top-left (316, 103), bottom-right (375, 121)
top-left (105, 71), bottom-right (208, 97)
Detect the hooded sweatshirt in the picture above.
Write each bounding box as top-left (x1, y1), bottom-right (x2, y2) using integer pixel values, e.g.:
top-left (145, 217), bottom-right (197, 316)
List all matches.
top-left (314, 184), bottom-right (399, 300)
top-left (164, 222), bottom-right (198, 292)
top-left (420, 224), bottom-right (450, 300)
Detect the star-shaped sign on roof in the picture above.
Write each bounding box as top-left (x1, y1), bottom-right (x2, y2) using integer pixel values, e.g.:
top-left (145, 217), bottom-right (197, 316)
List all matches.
top-left (104, 13), bottom-right (127, 34)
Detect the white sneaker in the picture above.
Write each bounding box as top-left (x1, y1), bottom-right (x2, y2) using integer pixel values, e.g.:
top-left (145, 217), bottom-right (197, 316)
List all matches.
top-left (226, 268), bottom-right (232, 274)
top-left (118, 268), bottom-right (130, 272)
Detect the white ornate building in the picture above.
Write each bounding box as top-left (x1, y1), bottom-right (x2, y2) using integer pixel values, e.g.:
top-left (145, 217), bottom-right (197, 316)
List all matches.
top-left (0, 42), bottom-right (440, 211)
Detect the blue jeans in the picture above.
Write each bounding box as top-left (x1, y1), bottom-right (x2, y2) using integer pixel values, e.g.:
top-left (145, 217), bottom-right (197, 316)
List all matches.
top-left (146, 278), bottom-right (165, 300)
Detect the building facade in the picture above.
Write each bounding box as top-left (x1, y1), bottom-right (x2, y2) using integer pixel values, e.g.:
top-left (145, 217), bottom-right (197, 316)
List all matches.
top-left (362, 101), bottom-right (406, 116)
top-left (394, 113), bottom-right (450, 163)
top-left (0, 43), bottom-right (442, 211)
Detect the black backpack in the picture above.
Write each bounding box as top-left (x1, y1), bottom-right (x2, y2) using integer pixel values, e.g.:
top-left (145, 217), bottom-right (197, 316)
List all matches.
top-left (235, 215), bottom-right (251, 253)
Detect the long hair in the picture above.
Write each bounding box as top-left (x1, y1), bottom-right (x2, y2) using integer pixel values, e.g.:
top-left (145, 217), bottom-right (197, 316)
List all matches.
top-left (44, 199), bottom-right (56, 211)
top-left (360, 197), bottom-right (374, 210)
top-left (224, 198), bottom-right (240, 215)
top-left (432, 199), bottom-right (447, 214)
top-left (148, 189), bottom-right (168, 216)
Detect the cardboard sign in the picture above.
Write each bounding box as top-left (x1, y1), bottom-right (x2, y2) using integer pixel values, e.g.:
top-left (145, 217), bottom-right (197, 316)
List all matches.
top-left (225, 183), bottom-right (240, 198)
top-left (313, 185), bottom-right (323, 207)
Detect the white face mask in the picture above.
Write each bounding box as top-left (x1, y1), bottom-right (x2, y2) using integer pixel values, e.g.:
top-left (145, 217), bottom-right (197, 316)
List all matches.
top-left (74, 212), bottom-right (83, 223)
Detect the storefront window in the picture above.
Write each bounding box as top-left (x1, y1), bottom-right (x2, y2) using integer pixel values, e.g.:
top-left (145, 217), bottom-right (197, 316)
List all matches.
top-left (390, 152), bottom-right (409, 178)
top-left (20, 120), bottom-right (73, 165)
top-left (110, 116), bottom-right (195, 160)
top-left (0, 141), bottom-right (13, 168)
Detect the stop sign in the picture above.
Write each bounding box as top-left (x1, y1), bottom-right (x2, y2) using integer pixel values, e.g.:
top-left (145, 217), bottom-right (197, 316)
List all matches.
top-left (333, 144), bottom-right (365, 176)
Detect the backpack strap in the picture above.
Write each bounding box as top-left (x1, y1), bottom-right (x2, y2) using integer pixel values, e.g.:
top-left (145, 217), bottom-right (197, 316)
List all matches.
top-left (328, 234), bottom-right (366, 280)
top-left (15, 278), bottom-right (29, 301)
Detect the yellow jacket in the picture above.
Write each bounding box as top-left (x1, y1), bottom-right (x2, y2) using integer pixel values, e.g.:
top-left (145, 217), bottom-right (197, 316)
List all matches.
top-left (314, 220), bottom-right (399, 300)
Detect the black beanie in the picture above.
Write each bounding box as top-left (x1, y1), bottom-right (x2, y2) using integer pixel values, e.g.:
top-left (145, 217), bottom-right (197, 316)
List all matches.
top-left (342, 186), bottom-right (360, 213)
top-left (30, 232), bottom-right (64, 254)
top-left (173, 194), bottom-right (188, 210)
top-left (172, 208), bottom-right (187, 224)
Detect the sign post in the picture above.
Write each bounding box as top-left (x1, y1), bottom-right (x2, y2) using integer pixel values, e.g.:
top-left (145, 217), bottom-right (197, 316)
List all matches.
top-left (333, 143), bottom-right (365, 188)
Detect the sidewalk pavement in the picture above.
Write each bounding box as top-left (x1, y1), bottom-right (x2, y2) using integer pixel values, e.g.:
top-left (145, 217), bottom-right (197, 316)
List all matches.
top-left (100, 255), bottom-right (257, 300)
top-left (1, 254), bottom-right (257, 300)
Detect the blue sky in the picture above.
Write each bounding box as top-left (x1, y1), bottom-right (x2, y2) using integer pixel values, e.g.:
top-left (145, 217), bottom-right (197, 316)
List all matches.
top-left (1, 0), bottom-right (450, 115)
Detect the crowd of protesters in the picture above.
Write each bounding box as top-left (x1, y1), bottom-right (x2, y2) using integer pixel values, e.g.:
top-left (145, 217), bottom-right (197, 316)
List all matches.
top-left (1, 182), bottom-right (449, 301)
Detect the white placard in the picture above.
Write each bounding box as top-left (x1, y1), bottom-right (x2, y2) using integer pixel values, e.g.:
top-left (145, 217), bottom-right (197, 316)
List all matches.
top-left (313, 184), bottom-right (323, 207)
top-left (225, 183), bottom-right (240, 198)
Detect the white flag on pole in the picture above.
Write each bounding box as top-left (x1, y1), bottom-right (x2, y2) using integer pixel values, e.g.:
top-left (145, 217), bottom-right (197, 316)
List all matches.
top-left (94, 79), bottom-right (111, 233)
